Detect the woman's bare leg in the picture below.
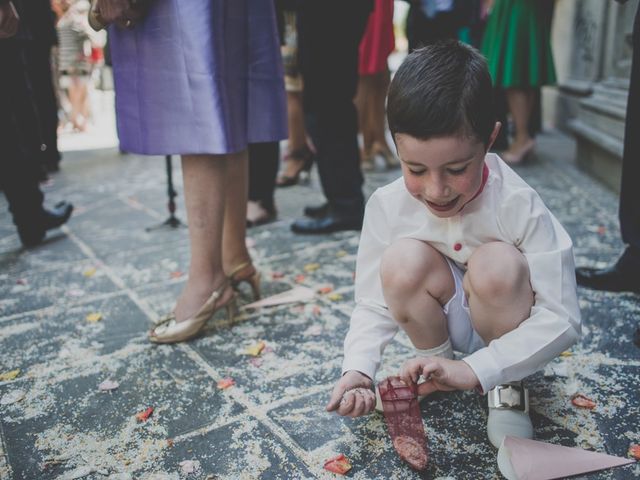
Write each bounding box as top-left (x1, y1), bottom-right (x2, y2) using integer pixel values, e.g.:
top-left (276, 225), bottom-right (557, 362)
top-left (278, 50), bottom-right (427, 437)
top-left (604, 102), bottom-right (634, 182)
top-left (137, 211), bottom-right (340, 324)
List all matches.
top-left (221, 150), bottom-right (253, 273)
top-left (173, 153), bottom-right (237, 322)
top-left (504, 88), bottom-right (535, 162)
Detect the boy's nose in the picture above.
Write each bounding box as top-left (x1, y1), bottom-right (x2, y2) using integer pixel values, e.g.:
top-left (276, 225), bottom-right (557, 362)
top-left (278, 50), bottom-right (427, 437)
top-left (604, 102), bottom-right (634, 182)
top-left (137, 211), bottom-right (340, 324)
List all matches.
top-left (426, 181), bottom-right (451, 200)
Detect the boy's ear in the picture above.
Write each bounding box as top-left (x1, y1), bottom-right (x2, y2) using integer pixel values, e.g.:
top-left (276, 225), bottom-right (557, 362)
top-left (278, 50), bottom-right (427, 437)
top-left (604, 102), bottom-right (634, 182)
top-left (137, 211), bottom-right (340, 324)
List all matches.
top-left (485, 122), bottom-right (501, 152)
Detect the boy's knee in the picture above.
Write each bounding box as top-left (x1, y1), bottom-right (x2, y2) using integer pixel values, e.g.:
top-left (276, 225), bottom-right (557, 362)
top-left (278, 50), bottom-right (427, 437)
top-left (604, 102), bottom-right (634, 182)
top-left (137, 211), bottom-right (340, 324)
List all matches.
top-left (380, 239), bottom-right (451, 302)
top-left (467, 242), bottom-right (530, 299)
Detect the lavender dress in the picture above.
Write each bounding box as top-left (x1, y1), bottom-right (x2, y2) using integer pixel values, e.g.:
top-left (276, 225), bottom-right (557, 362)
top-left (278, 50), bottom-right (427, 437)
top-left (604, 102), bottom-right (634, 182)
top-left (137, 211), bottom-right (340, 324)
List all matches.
top-left (109, 0), bottom-right (287, 155)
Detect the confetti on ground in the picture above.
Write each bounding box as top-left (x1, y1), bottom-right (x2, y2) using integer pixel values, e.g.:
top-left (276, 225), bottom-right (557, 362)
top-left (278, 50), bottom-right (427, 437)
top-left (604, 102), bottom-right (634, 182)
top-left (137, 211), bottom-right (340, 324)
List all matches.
top-left (0, 369), bottom-right (20, 381)
top-left (86, 312), bottom-right (103, 323)
top-left (180, 460), bottom-right (201, 475)
top-left (571, 393), bottom-right (597, 410)
top-left (295, 274), bottom-right (306, 283)
top-left (245, 341), bottom-right (266, 356)
top-left (98, 380), bottom-right (120, 392)
top-left (598, 226), bottom-right (606, 235)
top-left (629, 444), bottom-right (640, 460)
top-left (324, 454), bottom-right (352, 475)
top-left (317, 285), bottom-right (334, 294)
top-left (560, 351), bottom-right (573, 357)
top-left (135, 407), bottom-right (154, 422)
top-left (336, 250), bottom-right (347, 257)
top-left (167, 438), bottom-right (174, 448)
top-left (248, 358), bottom-right (263, 368)
top-left (83, 268), bottom-right (97, 277)
top-left (170, 271), bottom-right (184, 279)
top-left (15, 278), bottom-right (27, 285)
top-left (327, 293), bottom-right (343, 302)
top-left (303, 325), bottom-right (322, 336)
top-left (68, 288), bottom-right (85, 297)
top-left (312, 305), bottom-right (322, 316)
top-left (304, 263), bottom-right (320, 273)
top-left (0, 390), bottom-right (26, 406)
top-left (271, 271), bottom-right (285, 279)
top-left (217, 377), bottom-right (235, 389)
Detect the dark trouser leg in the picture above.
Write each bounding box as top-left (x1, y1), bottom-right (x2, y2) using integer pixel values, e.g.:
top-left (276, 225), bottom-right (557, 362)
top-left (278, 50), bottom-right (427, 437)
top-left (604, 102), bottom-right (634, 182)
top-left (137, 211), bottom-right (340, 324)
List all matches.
top-left (619, 5), bottom-right (640, 268)
top-left (298, 0), bottom-right (370, 218)
top-left (248, 142), bottom-right (279, 213)
top-left (27, 44), bottom-right (61, 170)
top-left (0, 44), bottom-right (45, 231)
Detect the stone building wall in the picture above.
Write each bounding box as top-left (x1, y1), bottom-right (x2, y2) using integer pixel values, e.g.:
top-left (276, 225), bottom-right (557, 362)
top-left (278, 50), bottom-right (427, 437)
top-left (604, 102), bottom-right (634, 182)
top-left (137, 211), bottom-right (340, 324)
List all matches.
top-left (546, 0), bottom-right (638, 192)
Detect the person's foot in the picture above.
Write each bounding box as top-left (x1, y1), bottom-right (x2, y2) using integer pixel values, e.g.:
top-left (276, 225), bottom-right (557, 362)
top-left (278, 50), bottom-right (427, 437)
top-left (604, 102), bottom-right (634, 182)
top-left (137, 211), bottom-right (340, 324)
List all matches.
top-left (17, 201), bottom-right (73, 247)
top-left (372, 141), bottom-right (399, 169)
top-left (291, 212), bottom-right (363, 234)
top-left (576, 249), bottom-right (640, 293)
top-left (246, 200), bottom-right (276, 228)
top-left (303, 202), bottom-right (330, 219)
top-left (501, 138), bottom-right (535, 165)
top-left (173, 275), bottom-right (234, 323)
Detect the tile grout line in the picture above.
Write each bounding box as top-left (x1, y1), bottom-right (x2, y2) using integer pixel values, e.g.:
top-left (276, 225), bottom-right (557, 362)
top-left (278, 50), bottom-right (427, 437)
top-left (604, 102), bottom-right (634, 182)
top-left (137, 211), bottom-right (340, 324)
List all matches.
top-left (177, 345), bottom-right (327, 478)
top-left (61, 225), bottom-right (161, 321)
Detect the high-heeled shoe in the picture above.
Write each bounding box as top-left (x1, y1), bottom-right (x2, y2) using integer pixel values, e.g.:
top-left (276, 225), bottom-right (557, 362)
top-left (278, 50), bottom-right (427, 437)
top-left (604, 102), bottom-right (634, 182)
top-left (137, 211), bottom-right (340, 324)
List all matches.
top-left (149, 281), bottom-right (237, 344)
top-left (276, 147), bottom-right (314, 187)
top-left (228, 262), bottom-right (261, 301)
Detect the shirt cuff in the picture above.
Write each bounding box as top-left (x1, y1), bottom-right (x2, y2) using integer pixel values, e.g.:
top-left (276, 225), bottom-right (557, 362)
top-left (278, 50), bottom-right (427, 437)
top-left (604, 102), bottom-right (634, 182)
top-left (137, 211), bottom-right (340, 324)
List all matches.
top-left (462, 347), bottom-right (504, 394)
top-left (342, 355), bottom-right (377, 381)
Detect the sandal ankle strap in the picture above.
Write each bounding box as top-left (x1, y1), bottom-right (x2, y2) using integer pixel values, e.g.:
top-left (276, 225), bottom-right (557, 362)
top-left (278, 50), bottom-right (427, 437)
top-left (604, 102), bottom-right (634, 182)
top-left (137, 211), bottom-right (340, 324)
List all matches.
top-left (488, 382), bottom-right (529, 413)
top-left (228, 262), bottom-right (252, 281)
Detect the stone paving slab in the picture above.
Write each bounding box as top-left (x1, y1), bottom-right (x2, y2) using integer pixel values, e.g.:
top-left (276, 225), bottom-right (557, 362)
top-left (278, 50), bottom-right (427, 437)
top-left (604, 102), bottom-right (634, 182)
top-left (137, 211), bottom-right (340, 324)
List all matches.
top-left (1, 131), bottom-right (639, 479)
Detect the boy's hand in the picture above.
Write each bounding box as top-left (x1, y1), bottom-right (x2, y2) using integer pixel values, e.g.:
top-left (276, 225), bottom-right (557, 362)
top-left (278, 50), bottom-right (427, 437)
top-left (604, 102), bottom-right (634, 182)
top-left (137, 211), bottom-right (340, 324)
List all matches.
top-left (400, 357), bottom-right (479, 396)
top-left (326, 370), bottom-right (376, 417)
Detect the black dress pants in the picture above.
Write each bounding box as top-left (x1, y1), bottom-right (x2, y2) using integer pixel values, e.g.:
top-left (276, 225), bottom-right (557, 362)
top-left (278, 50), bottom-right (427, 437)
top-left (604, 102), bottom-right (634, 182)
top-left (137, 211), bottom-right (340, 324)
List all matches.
top-left (619, 4), bottom-right (640, 268)
top-left (248, 142), bottom-right (279, 213)
top-left (297, 0), bottom-right (372, 217)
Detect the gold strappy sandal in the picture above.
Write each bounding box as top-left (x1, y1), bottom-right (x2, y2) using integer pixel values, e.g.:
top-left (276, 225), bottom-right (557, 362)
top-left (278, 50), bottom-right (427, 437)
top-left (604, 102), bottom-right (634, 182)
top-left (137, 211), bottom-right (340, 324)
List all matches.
top-left (149, 281), bottom-right (236, 344)
top-left (228, 262), bottom-right (261, 301)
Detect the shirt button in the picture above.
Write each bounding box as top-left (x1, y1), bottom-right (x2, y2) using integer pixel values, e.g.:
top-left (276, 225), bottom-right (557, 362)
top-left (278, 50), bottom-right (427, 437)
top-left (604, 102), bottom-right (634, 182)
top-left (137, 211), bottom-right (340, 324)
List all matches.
top-left (453, 243), bottom-right (462, 251)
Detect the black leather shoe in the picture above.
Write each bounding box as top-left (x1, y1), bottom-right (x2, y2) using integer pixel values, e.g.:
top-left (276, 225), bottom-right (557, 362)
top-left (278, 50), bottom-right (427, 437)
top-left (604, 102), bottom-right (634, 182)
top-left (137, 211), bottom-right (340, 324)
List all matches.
top-left (291, 213), bottom-right (362, 234)
top-left (303, 202), bottom-right (330, 219)
top-left (575, 265), bottom-right (640, 294)
top-left (17, 201), bottom-right (74, 247)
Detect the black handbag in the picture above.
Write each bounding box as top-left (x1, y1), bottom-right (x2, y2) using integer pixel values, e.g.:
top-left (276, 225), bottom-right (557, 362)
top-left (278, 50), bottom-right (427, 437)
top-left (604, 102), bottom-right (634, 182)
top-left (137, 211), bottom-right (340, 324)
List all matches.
top-left (88, 0), bottom-right (154, 31)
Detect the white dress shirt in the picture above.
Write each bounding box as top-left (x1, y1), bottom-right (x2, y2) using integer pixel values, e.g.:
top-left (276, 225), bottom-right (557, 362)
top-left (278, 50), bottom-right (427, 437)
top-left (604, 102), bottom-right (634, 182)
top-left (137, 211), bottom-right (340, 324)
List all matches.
top-left (342, 154), bottom-right (581, 393)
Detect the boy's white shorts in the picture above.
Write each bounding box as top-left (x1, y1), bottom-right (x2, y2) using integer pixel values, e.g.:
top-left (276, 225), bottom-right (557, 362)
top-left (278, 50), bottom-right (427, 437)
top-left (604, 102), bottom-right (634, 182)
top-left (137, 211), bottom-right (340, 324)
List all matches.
top-left (443, 258), bottom-right (486, 354)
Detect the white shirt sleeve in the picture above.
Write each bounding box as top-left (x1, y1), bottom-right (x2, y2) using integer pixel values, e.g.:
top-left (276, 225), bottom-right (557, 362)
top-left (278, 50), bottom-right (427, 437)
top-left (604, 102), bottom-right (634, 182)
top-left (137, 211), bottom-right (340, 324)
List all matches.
top-left (462, 188), bottom-right (582, 393)
top-left (342, 192), bottom-right (399, 380)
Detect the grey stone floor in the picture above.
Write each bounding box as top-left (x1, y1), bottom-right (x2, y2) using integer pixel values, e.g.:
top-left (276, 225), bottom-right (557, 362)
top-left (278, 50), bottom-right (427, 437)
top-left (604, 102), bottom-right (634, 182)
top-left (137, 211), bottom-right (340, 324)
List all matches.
top-left (0, 131), bottom-right (638, 480)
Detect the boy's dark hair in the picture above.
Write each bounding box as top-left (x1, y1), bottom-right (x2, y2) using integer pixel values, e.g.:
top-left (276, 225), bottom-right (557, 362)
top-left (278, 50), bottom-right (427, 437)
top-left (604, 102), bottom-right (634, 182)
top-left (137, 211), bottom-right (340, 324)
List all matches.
top-left (387, 40), bottom-right (495, 145)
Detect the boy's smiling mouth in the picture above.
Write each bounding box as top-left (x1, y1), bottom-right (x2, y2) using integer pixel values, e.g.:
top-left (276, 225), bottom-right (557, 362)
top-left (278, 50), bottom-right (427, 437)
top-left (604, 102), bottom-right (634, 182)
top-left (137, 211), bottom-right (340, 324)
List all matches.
top-left (425, 196), bottom-right (460, 212)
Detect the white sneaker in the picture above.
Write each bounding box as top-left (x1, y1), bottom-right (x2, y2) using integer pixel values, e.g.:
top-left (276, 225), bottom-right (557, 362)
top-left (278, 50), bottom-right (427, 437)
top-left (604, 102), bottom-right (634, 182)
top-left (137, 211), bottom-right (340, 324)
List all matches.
top-left (486, 382), bottom-right (533, 448)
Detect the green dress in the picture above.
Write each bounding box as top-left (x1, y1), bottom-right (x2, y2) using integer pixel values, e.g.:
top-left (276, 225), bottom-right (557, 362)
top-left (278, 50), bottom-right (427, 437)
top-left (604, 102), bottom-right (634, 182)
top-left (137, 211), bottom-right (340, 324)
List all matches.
top-left (481, 0), bottom-right (556, 88)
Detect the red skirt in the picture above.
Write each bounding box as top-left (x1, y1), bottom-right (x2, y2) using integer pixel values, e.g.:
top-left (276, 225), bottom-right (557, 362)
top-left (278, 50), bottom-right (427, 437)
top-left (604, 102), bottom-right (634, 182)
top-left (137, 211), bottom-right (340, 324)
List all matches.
top-left (358, 0), bottom-right (395, 75)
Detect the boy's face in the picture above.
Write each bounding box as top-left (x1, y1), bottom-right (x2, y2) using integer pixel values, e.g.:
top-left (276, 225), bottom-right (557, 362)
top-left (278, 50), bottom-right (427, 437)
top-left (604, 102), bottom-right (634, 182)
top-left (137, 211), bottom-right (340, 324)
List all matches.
top-left (395, 125), bottom-right (499, 218)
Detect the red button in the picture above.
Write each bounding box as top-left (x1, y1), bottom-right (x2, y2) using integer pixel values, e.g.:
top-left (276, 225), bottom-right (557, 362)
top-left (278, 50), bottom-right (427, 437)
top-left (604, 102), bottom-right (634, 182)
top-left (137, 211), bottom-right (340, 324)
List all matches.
top-left (453, 243), bottom-right (462, 251)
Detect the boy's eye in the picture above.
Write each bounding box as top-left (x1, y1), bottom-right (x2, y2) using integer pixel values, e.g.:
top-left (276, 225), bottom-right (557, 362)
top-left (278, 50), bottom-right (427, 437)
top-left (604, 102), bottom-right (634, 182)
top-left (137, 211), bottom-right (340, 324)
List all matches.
top-left (409, 169), bottom-right (426, 176)
top-left (447, 166), bottom-right (468, 175)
